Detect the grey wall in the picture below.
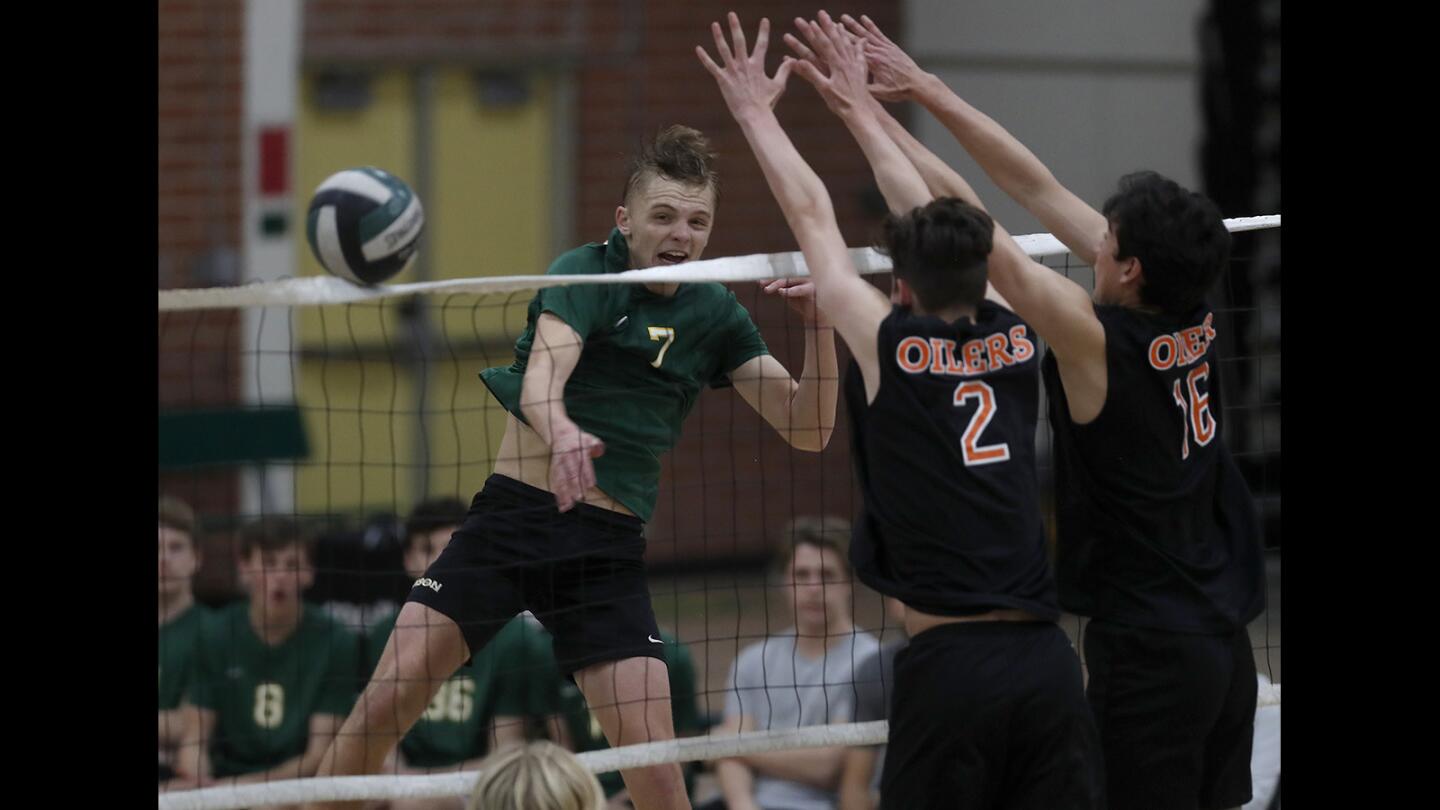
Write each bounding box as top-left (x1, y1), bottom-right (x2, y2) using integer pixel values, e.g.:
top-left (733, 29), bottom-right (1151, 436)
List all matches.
top-left (902, 0), bottom-right (1207, 243)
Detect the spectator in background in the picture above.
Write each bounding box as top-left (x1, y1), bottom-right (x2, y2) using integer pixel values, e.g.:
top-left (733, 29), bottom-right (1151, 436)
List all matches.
top-left (715, 516), bottom-right (880, 810)
top-left (366, 498), bottom-right (560, 810)
top-left (466, 741), bottom-right (605, 810)
top-left (838, 597), bottom-right (907, 810)
top-left (189, 516), bottom-right (360, 806)
top-left (159, 494), bottom-right (211, 790)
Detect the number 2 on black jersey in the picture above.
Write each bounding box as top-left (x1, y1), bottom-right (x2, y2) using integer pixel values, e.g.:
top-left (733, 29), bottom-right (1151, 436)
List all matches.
top-left (954, 381), bottom-right (1011, 466)
top-left (1170, 361), bottom-right (1216, 460)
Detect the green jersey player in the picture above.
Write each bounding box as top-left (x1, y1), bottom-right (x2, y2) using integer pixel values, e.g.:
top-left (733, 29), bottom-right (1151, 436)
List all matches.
top-left (361, 498), bottom-right (560, 810)
top-left (191, 517), bottom-right (360, 788)
top-left (158, 494), bottom-right (211, 790)
top-left (313, 125), bottom-right (839, 810)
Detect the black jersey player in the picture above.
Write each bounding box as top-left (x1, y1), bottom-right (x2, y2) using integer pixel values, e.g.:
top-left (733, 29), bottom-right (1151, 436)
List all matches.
top-left (847, 13), bottom-right (1267, 810)
top-left (701, 13), bottom-right (1102, 810)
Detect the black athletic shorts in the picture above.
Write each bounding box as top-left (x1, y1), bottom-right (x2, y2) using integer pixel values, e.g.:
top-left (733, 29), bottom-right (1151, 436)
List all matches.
top-left (405, 474), bottom-right (664, 677)
top-left (880, 621), bottom-right (1103, 810)
top-left (1083, 620), bottom-right (1258, 810)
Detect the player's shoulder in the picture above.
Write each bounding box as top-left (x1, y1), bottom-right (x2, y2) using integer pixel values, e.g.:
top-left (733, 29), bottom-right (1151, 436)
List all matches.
top-left (683, 281), bottom-right (737, 301)
top-left (546, 240), bottom-right (610, 277)
top-left (674, 281), bottom-right (745, 317)
top-left (978, 298), bottom-right (1027, 328)
top-left (1095, 301), bottom-right (1213, 349)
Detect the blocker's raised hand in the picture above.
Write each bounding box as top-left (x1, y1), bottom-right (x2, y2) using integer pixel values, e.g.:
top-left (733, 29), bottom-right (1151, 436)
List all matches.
top-left (696, 12), bottom-right (796, 117)
top-left (789, 11), bottom-right (872, 116)
top-left (840, 13), bottom-right (927, 102)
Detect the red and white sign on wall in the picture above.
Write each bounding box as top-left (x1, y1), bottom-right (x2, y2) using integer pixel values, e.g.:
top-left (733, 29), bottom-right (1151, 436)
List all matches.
top-left (257, 125), bottom-right (290, 237)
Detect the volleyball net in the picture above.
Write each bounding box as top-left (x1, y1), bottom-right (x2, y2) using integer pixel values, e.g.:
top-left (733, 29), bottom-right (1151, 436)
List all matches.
top-left (157, 216), bottom-right (1280, 809)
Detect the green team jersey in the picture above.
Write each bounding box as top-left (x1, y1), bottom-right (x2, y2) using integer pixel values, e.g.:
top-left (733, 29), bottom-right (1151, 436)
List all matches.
top-left (191, 602), bottom-right (360, 778)
top-left (365, 611), bottom-right (557, 768)
top-left (526, 628), bottom-right (703, 797)
top-left (159, 603), bottom-right (212, 711)
top-left (480, 228), bottom-right (769, 522)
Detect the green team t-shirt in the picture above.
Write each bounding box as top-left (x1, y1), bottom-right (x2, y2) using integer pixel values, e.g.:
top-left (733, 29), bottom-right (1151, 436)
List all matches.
top-left (480, 228), bottom-right (770, 522)
top-left (364, 612), bottom-right (557, 768)
top-left (159, 603), bottom-right (212, 711)
top-left (524, 628), bottom-right (702, 797)
top-left (191, 602), bottom-right (360, 778)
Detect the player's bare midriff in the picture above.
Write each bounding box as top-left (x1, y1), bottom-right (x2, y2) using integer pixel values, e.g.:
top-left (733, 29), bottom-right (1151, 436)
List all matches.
top-left (903, 604), bottom-right (1046, 638)
top-left (491, 413), bottom-right (638, 517)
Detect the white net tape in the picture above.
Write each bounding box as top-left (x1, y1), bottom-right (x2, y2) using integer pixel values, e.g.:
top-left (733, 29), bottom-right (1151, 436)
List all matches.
top-left (158, 216), bottom-right (1279, 312)
top-left (158, 214), bottom-right (1281, 808)
top-left (158, 684), bottom-right (1279, 809)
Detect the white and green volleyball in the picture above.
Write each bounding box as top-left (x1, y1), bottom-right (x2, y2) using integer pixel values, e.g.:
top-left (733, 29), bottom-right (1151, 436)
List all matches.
top-left (305, 167), bottom-right (425, 285)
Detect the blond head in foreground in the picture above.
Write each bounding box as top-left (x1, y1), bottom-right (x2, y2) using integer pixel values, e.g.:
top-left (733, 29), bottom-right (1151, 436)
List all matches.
top-left (466, 741), bottom-right (605, 810)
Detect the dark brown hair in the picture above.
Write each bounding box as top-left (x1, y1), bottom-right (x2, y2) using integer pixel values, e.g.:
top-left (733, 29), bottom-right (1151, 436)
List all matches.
top-left (237, 515), bottom-right (313, 560)
top-left (158, 494), bottom-right (197, 546)
top-left (879, 197), bottom-right (994, 311)
top-left (776, 515), bottom-right (852, 576)
top-left (404, 497), bottom-right (468, 551)
top-left (621, 125), bottom-right (719, 206)
top-left (1101, 170), bottom-right (1231, 314)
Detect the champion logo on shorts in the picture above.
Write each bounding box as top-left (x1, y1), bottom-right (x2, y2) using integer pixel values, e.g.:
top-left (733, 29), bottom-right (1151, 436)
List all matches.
top-left (413, 577), bottom-right (443, 593)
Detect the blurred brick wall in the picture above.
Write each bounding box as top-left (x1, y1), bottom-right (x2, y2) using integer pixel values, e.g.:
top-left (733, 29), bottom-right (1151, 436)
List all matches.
top-left (159, 0), bottom-right (245, 521)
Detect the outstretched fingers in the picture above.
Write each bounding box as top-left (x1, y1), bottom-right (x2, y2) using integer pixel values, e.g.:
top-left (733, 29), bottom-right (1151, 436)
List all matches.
top-left (710, 20), bottom-right (734, 66)
top-left (790, 56), bottom-right (828, 91)
top-left (753, 16), bottom-right (771, 61)
top-left (695, 43), bottom-right (723, 77)
top-left (772, 55), bottom-right (795, 89)
top-left (799, 16), bottom-right (841, 66)
top-left (783, 30), bottom-right (820, 68)
top-left (727, 11), bottom-right (748, 60)
top-left (853, 13), bottom-right (893, 45)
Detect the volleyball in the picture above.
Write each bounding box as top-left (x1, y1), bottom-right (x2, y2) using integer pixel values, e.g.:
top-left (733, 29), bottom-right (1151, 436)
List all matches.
top-left (305, 167), bottom-right (425, 286)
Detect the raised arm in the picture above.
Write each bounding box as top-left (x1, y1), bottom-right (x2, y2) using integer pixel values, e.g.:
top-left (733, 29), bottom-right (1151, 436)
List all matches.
top-left (697, 13), bottom-right (890, 396)
top-left (785, 13), bottom-right (929, 215)
top-left (788, 15), bottom-right (1011, 310)
top-left (520, 313), bottom-right (606, 511)
top-left (850, 14), bottom-right (1107, 265)
top-left (729, 310), bottom-right (838, 453)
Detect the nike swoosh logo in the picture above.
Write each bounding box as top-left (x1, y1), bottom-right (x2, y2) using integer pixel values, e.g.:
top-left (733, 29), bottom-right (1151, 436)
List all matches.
top-left (614, 315), bottom-right (629, 329)
top-left (648, 635), bottom-right (663, 644)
